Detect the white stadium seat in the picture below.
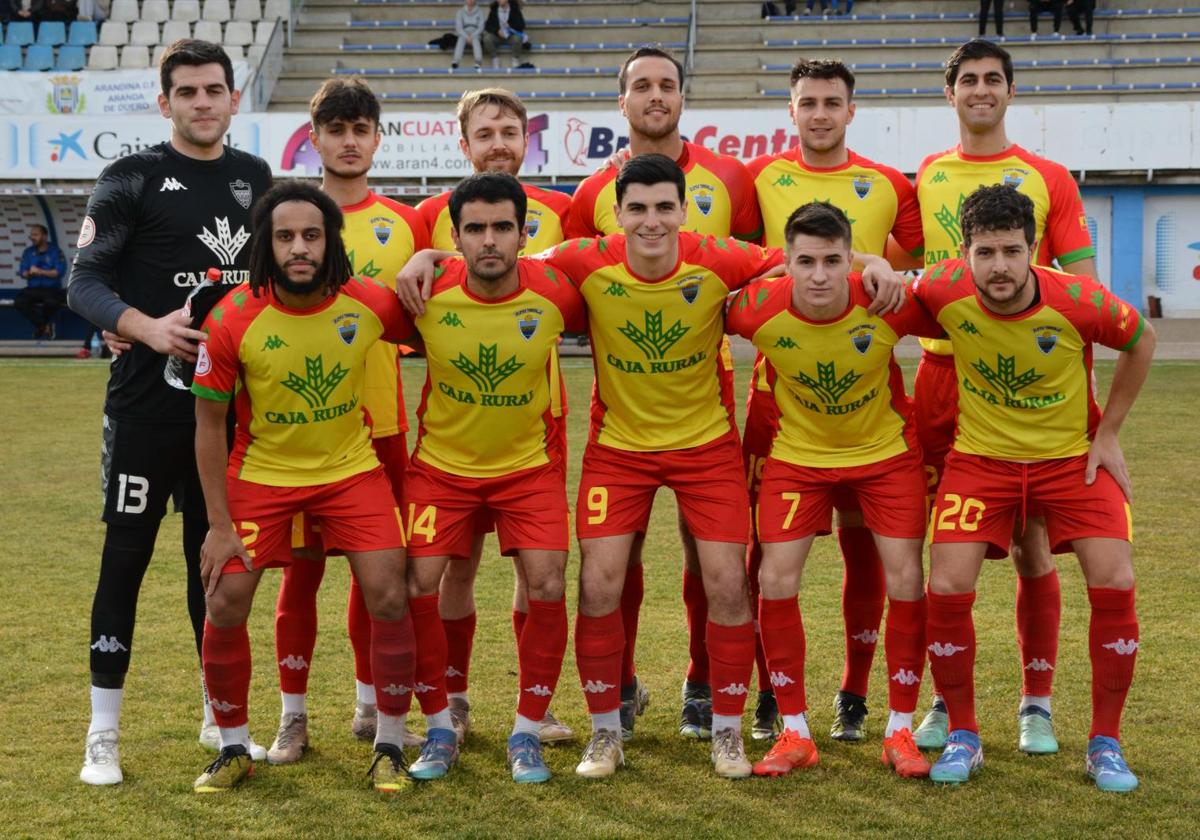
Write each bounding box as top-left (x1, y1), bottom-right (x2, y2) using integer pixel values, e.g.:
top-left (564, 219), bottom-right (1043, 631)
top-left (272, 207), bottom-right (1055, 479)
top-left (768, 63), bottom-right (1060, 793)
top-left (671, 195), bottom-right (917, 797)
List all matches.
top-left (222, 44), bottom-right (245, 62)
top-left (98, 22), bottom-right (128, 47)
top-left (254, 20), bottom-right (276, 44)
top-left (223, 20), bottom-right (253, 47)
top-left (130, 21), bottom-right (160, 47)
top-left (263, 0), bottom-right (289, 22)
top-left (152, 44), bottom-right (167, 66)
top-left (108, 0), bottom-right (139, 24)
top-left (233, 0), bottom-right (262, 22)
top-left (87, 44), bottom-right (119, 70)
top-left (141, 0), bottom-right (171, 23)
top-left (119, 44), bottom-right (150, 69)
top-left (247, 43), bottom-right (266, 65)
top-left (203, 0), bottom-right (233, 21)
top-left (173, 0), bottom-right (201, 23)
top-left (193, 20), bottom-right (223, 43)
top-left (161, 20), bottom-right (192, 45)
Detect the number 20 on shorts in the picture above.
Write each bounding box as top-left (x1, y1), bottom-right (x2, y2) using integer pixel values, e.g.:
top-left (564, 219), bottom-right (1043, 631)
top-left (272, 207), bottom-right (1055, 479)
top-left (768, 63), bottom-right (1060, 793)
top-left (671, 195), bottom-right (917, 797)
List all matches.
top-left (934, 493), bottom-right (986, 532)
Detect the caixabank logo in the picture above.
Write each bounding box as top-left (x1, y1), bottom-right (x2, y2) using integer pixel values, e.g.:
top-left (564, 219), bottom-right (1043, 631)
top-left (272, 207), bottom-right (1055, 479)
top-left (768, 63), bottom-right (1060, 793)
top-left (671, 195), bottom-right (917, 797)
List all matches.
top-left (280, 122), bottom-right (322, 175)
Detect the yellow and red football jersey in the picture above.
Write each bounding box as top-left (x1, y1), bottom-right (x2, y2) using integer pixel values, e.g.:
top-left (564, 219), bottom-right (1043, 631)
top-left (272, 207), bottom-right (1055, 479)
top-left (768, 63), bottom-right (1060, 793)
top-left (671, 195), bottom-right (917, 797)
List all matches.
top-left (417, 182), bottom-right (572, 255)
top-left (911, 259), bottom-right (1144, 461)
top-left (540, 232), bottom-right (781, 451)
top-left (192, 278), bottom-right (410, 486)
top-left (404, 258), bottom-right (584, 478)
top-left (564, 141), bottom-right (763, 241)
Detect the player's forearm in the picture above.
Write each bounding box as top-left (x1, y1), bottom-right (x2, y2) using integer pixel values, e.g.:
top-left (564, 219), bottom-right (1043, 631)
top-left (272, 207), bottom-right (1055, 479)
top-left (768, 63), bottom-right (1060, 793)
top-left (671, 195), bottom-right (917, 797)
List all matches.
top-left (1097, 323), bottom-right (1156, 437)
top-left (195, 405), bottom-right (234, 529)
top-left (66, 269), bottom-right (130, 333)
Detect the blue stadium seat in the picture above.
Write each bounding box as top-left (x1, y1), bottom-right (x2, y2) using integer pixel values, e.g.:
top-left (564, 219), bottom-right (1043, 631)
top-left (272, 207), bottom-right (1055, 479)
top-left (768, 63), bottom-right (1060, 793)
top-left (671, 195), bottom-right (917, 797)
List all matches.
top-left (55, 44), bottom-right (87, 71)
top-left (0, 45), bottom-right (21, 71)
top-left (36, 21), bottom-right (67, 47)
top-left (23, 44), bottom-right (55, 71)
top-left (68, 21), bottom-right (100, 47)
top-left (5, 21), bottom-right (35, 47)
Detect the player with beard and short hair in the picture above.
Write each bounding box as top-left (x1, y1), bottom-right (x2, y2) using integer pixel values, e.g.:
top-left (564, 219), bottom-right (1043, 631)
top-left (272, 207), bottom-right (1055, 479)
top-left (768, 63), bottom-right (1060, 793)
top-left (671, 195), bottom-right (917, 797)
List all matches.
top-left (191, 181), bottom-right (418, 794)
top-left (266, 77), bottom-right (429, 765)
top-left (67, 38), bottom-right (272, 786)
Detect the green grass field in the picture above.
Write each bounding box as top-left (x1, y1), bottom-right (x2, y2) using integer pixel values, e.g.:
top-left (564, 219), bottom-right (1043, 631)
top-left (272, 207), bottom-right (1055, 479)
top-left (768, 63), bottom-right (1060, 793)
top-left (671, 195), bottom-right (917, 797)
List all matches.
top-left (1, 357), bottom-right (1197, 839)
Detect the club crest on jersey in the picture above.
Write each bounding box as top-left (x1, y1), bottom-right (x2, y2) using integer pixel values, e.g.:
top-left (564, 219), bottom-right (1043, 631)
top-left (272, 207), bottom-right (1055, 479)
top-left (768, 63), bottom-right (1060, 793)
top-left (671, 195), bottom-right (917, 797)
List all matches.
top-left (334, 312), bottom-right (360, 345)
top-left (229, 179), bottom-right (253, 210)
top-left (677, 274), bottom-right (703, 304)
top-left (1001, 167), bottom-right (1029, 189)
top-left (688, 183), bottom-right (715, 217)
top-left (1033, 325), bottom-right (1061, 354)
top-left (852, 175), bottom-right (873, 199)
top-left (370, 215), bottom-right (394, 246)
top-left (515, 307), bottom-right (543, 340)
top-left (848, 323), bottom-right (876, 354)
top-left (526, 210), bottom-right (542, 240)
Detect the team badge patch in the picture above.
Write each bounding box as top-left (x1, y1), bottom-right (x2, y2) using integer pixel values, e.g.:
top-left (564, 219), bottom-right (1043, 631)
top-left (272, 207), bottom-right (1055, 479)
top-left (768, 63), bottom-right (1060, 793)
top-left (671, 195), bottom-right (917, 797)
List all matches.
top-left (849, 324), bottom-right (875, 354)
top-left (1001, 168), bottom-right (1028, 189)
top-left (334, 312), bottom-right (360, 345)
top-left (77, 215), bottom-right (96, 248)
top-left (689, 183), bottom-right (716, 217)
top-left (677, 275), bottom-right (703, 304)
top-left (371, 216), bottom-right (394, 246)
top-left (515, 307), bottom-right (543, 340)
top-left (1033, 325), bottom-right (1061, 354)
top-left (852, 175), bottom-right (873, 199)
top-left (195, 343), bottom-right (212, 376)
top-left (229, 179), bottom-right (253, 209)
top-left (526, 211), bottom-right (542, 240)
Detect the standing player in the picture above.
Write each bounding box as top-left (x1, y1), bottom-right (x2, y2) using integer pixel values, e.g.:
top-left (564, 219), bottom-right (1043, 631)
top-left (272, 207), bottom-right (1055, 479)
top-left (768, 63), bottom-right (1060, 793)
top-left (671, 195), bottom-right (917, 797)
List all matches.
top-left (396, 173), bottom-right (582, 784)
top-left (67, 39), bottom-right (272, 785)
top-left (416, 87), bottom-right (574, 746)
top-left (191, 181), bottom-right (417, 794)
top-left (564, 46), bottom-right (763, 742)
top-left (726, 202), bottom-right (937, 779)
top-left (911, 39), bottom-right (1099, 754)
top-left (743, 58), bottom-right (925, 742)
top-left (911, 185), bottom-right (1153, 791)
top-left (267, 77), bottom-right (428, 764)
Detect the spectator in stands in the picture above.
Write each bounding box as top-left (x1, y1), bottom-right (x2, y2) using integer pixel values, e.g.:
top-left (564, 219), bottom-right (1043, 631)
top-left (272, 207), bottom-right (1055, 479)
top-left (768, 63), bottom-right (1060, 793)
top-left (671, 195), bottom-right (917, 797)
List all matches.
top-left (1067, 0), bottom-right (1095, 35)
top-left (979, 0), bottom-right (1004, 37)
top-left (484, 0), bottom-right (528, 69)
top-left (803, 0), bottom-right (852, 14)
top-left (77, 0), bottom-right (110, 22)
top-left (14, 224), bottom-right (68, 340)
top-left (8, 0), bottom-right (34, 22)
top-left (453, 0), bottom-right (486, 70)
top-left (33, 0), bottom-right (79, 23)
top-left (1029, 0), bottom-right (1064, 36)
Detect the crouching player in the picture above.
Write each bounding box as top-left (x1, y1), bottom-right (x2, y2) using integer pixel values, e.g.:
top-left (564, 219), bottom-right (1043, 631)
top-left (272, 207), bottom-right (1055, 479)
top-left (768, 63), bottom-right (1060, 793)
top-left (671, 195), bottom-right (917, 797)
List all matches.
top-left (191, 182), bottom-right (417, 793)
top-left (912, 185), bottom-right (1155, 790)
top-left (398, 173), bottom-right (583, 784)
top-left (726, 202), bottom-right (940, 779)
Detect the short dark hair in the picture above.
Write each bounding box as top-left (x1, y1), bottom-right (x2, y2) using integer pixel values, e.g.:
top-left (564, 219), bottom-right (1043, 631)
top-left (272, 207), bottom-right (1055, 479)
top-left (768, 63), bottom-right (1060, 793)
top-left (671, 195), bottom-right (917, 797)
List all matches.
top-left (248, 181), bottom-right (351, 298)
top-left (960, 185), bottom-right (1036, 248)
top-left (615, 153), bottom-right (686, 206)
top-left (456, 87), bottom-right (528, 135)
top-left (945, 39), bottom-right (1014, 88)
top-left (309, 77), bottom-right (381, 131)
top-left (789, 58), bottom-right (856, 98)
top-left (783, 201), bottom-right (853, 250)
top-left (29, 223), bottom-right (48, 236)
top-left (159, 39), bottom-right (234, 97)
top-left (448, 172), bottom-right (528, 231)
top-left (617, 46), bottom-right (685, 95)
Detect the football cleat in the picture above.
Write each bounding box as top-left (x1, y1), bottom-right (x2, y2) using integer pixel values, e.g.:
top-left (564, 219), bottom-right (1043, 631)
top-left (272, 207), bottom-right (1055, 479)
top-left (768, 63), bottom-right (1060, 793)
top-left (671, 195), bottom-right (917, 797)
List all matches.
top-left (408, 727), bottom-right (458, 781)
top-left (507, 732), bottom-right (551, 783)
top-left (912, 700), bottom-right (949, 751)
top-left (929, 730), bottom-right (984, 785)
top-left (80, 729), bottom-right (122, 786)
top-left (752, 689), bottom-right (782, 742)
top-left (618, 676), bottom-right (650, 742)
top-left (537, 709), bottom-right (574, 744)
top-left (193, 744), bottom-right (253, 793)
top-left (575, 729), bottom-right (624, 778)
top-left (710, 728), bottom-right (752, 779)
top-left (448, 696), bottom-right (471, 745)
top-left (351, 703), bottom-right (376, 741)
top-left (830, 690), bottom-right (868, 741)
top-left (679, 681), bottom-right (713, 740)
top-left (267, 712), bottom-right (308, 765)
top-left (368, 743), bottom-right (413, 793)
top-left (1086, 736), bottom-right (1139, 793)
top-left (752, 728), bottom-right (819, 776)
top-left (1017, 706), bottom-right (1059, 755)
top-left (881, 728), bottom-right (932, 778)
top-left (199, 723), bottom-right (266, 761)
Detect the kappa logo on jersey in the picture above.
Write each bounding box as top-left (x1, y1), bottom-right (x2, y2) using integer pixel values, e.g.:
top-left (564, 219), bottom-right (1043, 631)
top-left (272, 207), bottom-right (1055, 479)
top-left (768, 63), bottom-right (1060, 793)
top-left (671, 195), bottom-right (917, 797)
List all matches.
top-left (262, 334), bottom-right (289, 351)
top-left (229, 179), bottom-right (253, 209)
top-left (603, 282), bottom-right (630, 297)
top-left (677, 275), bottom-right (703, 304)
top-left (280, 355), bottom-right (350, 409)
top-left (439, 311), bottom-right (465, 328)
top-left (689, 183), bottom-right (715, 216)
top-left (1025, 658), bottom-right (1055, 671)
top-left (160, 177), bottom-right (187, 192)
top-left (794, 360), bottom-right (862, 406)
top-left (1103, 638), bottom-right (1139, 655)
top-left (515, 307), bottom-right (543, 340)
top-left (370, 215), bottom-right (394, 246)
top-left (333, 312), bottom-right (360, 345)
top-left (769, 671), bottom-right (795, 688)
top-left (620, 310), bottom-right (690, 360)
top-left (381, 683), bottom-right (411, 695)
top-left (524, 685), bottom-right (552, 697)
top-left (1034, 325), bottom-right (1062, 354)
top-left (77, 215), bottom-right (96, 248)
top-left (210, 698), bottom-right (243, 713)
top-left (198, 217), bottom-right (250, 265)
top-left (773, 174), bottom-right (796, 188)
top-left (195, 343), bottom-right (212, 376)
top-left (848, 323), bottom-right (875, 355)
top-left (582, 679), bottom-right (616, 694)
top-left (717, 683), bottom-right (749, 696)
top-left (279, 655), bottom-right (309, 670)
top-left (928, 641), bottom-right (968, 657)
top-left (931, 170), bottom-right (949, 184)
top-left (958, 319), bottom-right (981, 335)
top-left (452, 343), bottom-right (525, 393)
top-left (891, 669), bottom-right (921, 686)
top-left (851, 629), bottom-right (879, 645)
top-left (90, 635), bottom-right (129, 653)
top-left (852, 175), bottom-right (874, 199)
top-left (775, 336), bottom-right (799, 349)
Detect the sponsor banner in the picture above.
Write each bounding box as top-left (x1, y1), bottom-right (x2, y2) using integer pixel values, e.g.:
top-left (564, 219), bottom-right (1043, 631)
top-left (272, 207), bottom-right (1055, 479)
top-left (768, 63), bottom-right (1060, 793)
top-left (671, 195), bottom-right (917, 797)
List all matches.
top-left (0, 102), bottom-right (1197, 180)
top-left (0, 65), bottom-right (250, 117)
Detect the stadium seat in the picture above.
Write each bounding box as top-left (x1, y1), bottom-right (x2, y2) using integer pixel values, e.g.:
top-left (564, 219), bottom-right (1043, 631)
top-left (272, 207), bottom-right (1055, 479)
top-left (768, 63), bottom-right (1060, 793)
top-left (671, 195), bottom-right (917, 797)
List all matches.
top-left (254, 20), bottom-right (276, 44)
top-left (5, 21), bottom-right (34, 47)
top-left (86, 44), bottom-right (118, 70)
top-left (142, 0), bottom-right (171, 23)
top-left (119, 44), bottom-right (150, 69)
top-left (68, 21), bottom-right (99, 47)
top-left (203, 0), bottom-right (233, 21)
top-left (23, 43), bottom-right (54, 71)
top-left (263, 0), bottom-right (289, 22)
top-left (233, 0), bottom-right (262, 22)
top-left (130, 21), bottom-right (160, 47)
top-left (193, 20), bottom-right (223, 43)
top-left (173, 0), bottom-right (202, 23)
top-left (247, 43), bottom-right (266, 64)
top-left (99, 22), bottom-right (129, 47)
top-left (222, 44), bottom-right (244, 61)
top-left (161, 20), bottom-right (192, 45)
top-left (224, 20), bottom-right (252, 47)
top-left (36, 22), bottom-right (67, 48)
top-left (152, 44), bottom-right (167, 66)
top-left (108, 0), bottom-right (140, 24)
top-left (55, 44), bottom-right (87, 71)
top-left (0, 44), bottom-right (19, 71)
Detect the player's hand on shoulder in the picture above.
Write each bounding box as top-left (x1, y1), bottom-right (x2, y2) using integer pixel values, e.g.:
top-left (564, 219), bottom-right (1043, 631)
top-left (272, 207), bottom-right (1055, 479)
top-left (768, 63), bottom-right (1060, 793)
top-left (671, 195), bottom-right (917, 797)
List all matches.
top-left (1086, 429), bottom-right (1132, 502)
top-left (859, 254), bottom-right (906, 315)
top-left (200, 523), bottom-right (253, 596)
top-left (605, 147), bottom-right (632, 171)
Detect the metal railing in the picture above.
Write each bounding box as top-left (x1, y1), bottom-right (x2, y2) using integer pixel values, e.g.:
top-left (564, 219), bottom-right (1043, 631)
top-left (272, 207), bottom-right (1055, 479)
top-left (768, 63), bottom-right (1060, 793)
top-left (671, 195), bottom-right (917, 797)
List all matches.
top-left (685, 0), bottom-right (698, 94)
top-left (244, 0), bottom-right (306, 110)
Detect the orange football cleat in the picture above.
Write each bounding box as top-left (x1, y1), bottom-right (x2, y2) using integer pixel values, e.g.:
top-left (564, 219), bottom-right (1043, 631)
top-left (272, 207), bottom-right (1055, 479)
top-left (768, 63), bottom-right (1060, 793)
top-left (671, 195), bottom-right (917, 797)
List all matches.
top-left (752, 728), bottom-right (819, 776)
top-left (881, 728), bottom-right (932, 778)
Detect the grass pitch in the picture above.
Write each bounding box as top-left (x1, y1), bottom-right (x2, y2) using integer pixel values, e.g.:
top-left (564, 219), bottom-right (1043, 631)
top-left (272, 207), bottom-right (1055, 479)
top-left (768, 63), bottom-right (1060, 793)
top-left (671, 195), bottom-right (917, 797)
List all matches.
top-left (1, 357), bottom-right (1197, 839)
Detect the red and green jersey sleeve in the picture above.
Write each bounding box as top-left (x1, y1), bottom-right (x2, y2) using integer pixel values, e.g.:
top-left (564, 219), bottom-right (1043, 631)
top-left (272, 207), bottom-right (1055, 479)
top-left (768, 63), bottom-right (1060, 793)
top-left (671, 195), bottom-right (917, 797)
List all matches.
top-left (911, 260), bottom-right (1143, 461)
top-left (419, 183), bottom-right (571, 254)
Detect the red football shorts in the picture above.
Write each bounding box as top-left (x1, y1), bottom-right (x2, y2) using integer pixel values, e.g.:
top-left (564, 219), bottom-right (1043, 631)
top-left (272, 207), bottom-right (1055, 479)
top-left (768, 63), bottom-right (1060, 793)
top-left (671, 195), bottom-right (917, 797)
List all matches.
top-left (577, 430), bottom-right (750, 544)
top-left (756, 448), bottom-right (928, 542)
top-left (931, 451), bottom-right (1133, 558)
top-left (743, 386), bottom-right (780, 504)
top-left (222, 467), bottom-right (405, 575)
top-left (913, 351), bottom-right (957, 495)
top-left (403, 457), bottom-right (569, 559)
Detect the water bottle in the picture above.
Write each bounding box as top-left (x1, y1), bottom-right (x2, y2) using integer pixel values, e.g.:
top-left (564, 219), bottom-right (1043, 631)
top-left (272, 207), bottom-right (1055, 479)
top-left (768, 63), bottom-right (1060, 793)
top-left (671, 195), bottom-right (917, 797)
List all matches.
top-left (164, 267), bottom-right (222, 390)
top-left (89, 332), bottom-right (103, 358)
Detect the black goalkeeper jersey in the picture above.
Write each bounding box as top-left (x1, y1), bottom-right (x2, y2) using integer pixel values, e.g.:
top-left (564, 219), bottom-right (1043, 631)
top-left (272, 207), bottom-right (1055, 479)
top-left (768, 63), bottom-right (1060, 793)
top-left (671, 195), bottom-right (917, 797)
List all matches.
top-left (69, 142), bottom-right (272, 424)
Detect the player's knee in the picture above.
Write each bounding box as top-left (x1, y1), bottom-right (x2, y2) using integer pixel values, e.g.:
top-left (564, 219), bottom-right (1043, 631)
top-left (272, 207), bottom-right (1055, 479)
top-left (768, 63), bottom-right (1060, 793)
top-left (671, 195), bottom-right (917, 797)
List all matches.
top-left (368, 588), bottom-right (409, 621)
top-left (525, 574), bottom-right (565, 603)
top-left (1010, 542), bottom-right (1054, 577)
top-left (205, 589), bottom-right (251, 627)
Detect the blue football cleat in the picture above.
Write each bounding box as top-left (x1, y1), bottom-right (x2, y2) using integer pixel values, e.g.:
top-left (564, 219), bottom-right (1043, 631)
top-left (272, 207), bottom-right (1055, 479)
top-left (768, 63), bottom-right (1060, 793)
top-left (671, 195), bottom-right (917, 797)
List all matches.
top-left (929, 729), bottom-right (984, 785)
top-left (409, 727), bottom-right (458, 781)
top-left (507, 732), bottom-right (551, 783)
top-left (1087, 736), bottom-right (1139, 793)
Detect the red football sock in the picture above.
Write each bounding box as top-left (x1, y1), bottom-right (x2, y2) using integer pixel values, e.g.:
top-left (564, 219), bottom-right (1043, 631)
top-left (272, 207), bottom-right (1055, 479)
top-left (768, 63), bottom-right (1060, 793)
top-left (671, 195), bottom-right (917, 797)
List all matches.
top-left (746, 542), bottom-right (771, 692)
top-left (443, 612), bottom-right (477, 695)
top-left (408, 594), bottom-right (449, 716)
top-left (1017, 569), bottom-right (1061, 696)
top-left (758, 597), bottom-right (806, 716)
top-left (838, 525), bottom-right (886, 697)
top-left (575, 609), bottom-right (624, 715)
top-left (683, 568), bottom-right (710, 684)
top-left (884, 596), bottom-right (926, 714)
top-left (202, 620), bottom-right (251, 728)
top-left (347, 573), bottom-right (373, 685)
top-left (512, 608), bottom-right (528, 643)
top-left (1088, 586), bottom-right (1138, 739)
top-left (706, 620), bottom-right (755, 717)
top-left (369, 613), bottom-right (416, 717)
top-left (619, 563), bottom-right (643, 688)
top-left (926, 589), bottom-right (977, 733)
top-left (516, 599), bottom-right (568, 721)
top-left (274, 559), bottom-right (324, 694)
